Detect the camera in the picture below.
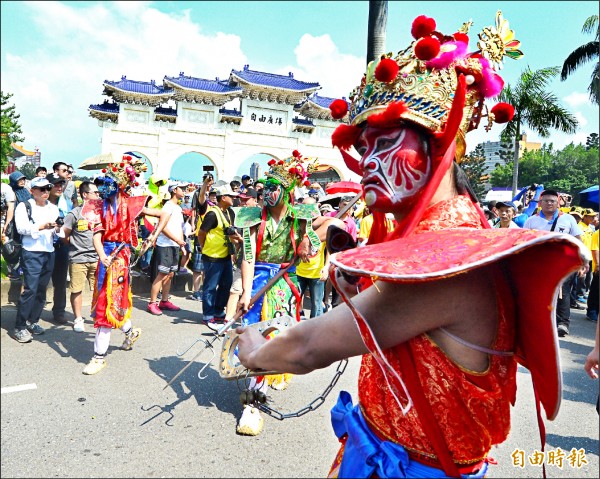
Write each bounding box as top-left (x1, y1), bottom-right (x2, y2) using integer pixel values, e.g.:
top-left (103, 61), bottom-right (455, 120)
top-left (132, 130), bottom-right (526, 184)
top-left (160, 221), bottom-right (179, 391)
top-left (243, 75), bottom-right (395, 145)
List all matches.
top-left (224, 226), bottom-right (238, 236)
top-left (55, 216), bottom-right (64, 227)
top-left (203, 173), bottom-right (214, 182)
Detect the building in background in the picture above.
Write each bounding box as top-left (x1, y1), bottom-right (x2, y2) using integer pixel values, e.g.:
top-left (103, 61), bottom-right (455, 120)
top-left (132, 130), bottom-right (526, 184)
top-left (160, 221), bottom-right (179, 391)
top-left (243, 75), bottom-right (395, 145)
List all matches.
top-left (478, 133), bottom-right (542, 174)
top-left (88, 66), bottom-right (355, 184)
top-left (3, 143), bottom-right (41, 174)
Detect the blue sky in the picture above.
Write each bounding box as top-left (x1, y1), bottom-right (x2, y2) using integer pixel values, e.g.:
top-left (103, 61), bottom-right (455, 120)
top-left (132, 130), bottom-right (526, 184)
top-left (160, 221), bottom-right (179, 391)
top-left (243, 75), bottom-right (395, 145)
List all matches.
top-left (1, 1), bottom-right (598, 182)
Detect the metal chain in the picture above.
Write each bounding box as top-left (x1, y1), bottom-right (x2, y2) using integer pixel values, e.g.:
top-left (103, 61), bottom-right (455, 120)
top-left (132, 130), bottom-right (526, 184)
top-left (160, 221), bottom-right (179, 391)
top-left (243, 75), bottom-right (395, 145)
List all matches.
top-left (256, 359), bottom-right (348, 420)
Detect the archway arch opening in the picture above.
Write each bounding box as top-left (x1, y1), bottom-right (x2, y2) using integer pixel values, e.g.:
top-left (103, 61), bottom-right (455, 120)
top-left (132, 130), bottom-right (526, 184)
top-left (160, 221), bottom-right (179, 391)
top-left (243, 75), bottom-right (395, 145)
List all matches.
top-left (171, 152), bottom-right (217, 184)
top-left (236, 153), bottom-right (278, 181)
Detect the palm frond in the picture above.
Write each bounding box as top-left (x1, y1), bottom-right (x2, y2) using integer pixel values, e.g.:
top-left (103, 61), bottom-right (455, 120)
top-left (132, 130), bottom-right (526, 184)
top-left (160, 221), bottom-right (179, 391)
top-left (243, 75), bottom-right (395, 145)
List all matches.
top-left (590, 62), bottom-right (600, 105)
top-left (582, 15), bottom-right (599, 37)
top-left (560, 42), bottom-right (599, 80)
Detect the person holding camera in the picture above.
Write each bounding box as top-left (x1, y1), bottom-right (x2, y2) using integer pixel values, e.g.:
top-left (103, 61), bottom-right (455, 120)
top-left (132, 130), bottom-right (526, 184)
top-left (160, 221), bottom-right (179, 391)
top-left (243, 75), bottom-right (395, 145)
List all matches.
top-left (13, 177), bottom-right (65, 343)
top-left (196, 184), bottom-right (242, 326)
top-left (147, 182), bottom-right (189, 316)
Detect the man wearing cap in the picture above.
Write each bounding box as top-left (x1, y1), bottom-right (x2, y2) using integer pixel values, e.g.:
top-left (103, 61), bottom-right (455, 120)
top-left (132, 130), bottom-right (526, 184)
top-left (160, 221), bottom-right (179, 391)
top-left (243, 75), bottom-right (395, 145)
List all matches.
top-left (238, 188), bottom-right (258, 207)
top-left (234, 13), bottom-right (589, 477)
top-left (493, 201), bottom-right (520, 229)
top-left (197, 184), bottom-right (242, 326)
top-left (147, 182), bottom-right (188, 315)
top-left (240, 174), bottom-right (253, 193)
top-left (524, 190), bottom-right (584, 337)
top-left (13, 177), bottom-right (65, 343)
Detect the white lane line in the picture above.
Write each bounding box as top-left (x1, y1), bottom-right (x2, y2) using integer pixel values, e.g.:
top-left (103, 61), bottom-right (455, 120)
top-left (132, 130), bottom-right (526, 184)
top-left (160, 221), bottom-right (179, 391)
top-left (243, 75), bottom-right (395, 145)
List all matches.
top-left (1, 383), bottom-right (37, 394)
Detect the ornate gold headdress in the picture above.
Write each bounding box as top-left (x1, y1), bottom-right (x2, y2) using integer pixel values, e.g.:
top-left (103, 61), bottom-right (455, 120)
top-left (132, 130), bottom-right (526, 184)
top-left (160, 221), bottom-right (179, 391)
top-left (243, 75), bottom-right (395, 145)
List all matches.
top-left (101, 152), bottom-right (147, 189)
top-left (264, 150), bottom-right (319, 190)
top-left (330, 11), bottom-right (521, 162)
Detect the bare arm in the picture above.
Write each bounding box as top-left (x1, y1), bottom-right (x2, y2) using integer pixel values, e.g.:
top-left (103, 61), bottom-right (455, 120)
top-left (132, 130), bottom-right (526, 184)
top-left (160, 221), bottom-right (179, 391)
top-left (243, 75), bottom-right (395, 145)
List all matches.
top-left (93, 231), bottom-right (111, 268)
top-left (584, 320), bottom-right (599, 379)
top-left (236, 266), bottom-right (498, 374)
top-left (237, 226), bottom-right (257, 312)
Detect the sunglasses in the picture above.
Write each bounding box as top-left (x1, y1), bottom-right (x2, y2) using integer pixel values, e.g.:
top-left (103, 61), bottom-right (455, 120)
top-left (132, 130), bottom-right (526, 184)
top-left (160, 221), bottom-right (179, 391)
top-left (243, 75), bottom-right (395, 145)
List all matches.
top-left (67, 170), bottom-right (74, 174)
top-left (34, 185), bottom-right (53, 192)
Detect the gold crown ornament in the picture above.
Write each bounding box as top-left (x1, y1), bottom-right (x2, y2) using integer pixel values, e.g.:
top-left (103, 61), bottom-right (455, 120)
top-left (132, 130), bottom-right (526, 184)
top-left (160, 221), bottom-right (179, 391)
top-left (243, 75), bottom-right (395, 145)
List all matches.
top-left (264, 150), bottom-right (319, 190)
top-left (330, 11), bottom-right (521, 162)
top-left (101, 152), bottom-right (148, 189)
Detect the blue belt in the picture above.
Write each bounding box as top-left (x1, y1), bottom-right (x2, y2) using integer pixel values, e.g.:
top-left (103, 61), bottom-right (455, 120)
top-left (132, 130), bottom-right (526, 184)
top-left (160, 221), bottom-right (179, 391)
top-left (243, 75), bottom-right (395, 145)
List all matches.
top-left (331, 391), bottom-right (488, 478)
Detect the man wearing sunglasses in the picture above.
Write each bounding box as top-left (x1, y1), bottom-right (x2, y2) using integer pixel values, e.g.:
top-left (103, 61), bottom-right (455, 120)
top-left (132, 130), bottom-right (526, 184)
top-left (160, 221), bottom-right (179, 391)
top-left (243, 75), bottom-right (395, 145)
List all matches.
top-left (52, 161), bottom-right (79, 210)
top-left (62, 181), bottom-right (100, 333)
top-left (12, 177), bottom-right (65, 343)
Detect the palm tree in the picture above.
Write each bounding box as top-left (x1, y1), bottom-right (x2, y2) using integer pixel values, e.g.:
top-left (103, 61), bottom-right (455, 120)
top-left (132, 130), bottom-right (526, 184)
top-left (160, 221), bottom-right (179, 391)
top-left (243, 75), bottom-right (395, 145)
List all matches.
top-left (561, 15), bottom-right (599, 105)
top-left (498, 66), bottom-right (579, 197)
top-left (367, 0), bottom-right (388, 65)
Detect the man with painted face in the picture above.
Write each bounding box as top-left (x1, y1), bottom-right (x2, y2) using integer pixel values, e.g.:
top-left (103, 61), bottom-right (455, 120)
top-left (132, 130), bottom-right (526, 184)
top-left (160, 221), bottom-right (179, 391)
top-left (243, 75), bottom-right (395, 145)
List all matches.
top-left (80, 153), bottom-right (170, 375)
top-left (234, 150), bottom-right (343, 435)
top-left (234, 13), bottom-right (590, 478)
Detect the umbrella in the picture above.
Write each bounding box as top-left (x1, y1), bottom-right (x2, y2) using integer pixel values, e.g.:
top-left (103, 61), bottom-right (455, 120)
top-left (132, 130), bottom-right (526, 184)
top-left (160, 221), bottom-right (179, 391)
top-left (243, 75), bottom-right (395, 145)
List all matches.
top-left (78, 152), bottom-right (116, 171)
top-left (579, 185), bottom-right (599, 209)
top-left (320, 181), bottom-right (362, 203)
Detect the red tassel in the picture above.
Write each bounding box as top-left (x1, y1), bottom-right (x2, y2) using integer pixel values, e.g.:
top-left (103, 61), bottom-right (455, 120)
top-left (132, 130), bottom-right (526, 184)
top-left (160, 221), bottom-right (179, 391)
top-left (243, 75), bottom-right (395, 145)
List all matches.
top-left (340, 149), bottom-right (362, 176)
top-left (490, 102), bottom-right (515, 123)
top-left (375, 58), bottom-right (399, 83)
top-left (432, 74), bottom-right (466, 155)
top-left (329, 99), bottom-right (349, 119)
top-left (366, 101), bottom-right (408, 128)
top-left (411, 15), bottom-right (436, 39)
top-left (414, 37), bottom-right (441, 61)
top-left (331, 124), bottom-right (362, 151)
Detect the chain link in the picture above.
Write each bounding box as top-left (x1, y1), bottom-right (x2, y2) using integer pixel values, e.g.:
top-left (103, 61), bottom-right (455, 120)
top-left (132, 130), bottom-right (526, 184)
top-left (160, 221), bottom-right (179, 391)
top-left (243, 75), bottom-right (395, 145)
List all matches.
top-left (256, 359), bottom-right (348, 420)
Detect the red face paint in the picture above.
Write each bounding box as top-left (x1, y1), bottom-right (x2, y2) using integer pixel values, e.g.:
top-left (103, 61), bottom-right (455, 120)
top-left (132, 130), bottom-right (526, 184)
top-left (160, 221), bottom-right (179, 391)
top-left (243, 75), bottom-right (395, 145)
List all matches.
top-left (355, 125), bottom-right (430, 210)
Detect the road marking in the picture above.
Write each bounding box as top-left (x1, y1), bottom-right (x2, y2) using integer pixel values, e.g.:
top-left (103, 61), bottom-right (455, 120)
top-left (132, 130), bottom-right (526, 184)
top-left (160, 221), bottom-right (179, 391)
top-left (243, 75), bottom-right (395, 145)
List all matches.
top-left (1, 383), bottom-right (37, 394)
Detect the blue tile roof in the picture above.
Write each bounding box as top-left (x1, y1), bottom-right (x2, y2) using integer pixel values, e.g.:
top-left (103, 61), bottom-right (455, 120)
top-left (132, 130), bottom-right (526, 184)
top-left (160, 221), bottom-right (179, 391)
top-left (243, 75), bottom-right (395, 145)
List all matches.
top-left (164, 73), bottom-right (242, 94)
top-left (230, 65), bottom-right (320, 91)
top-left (89, 100), bottom-right (120, 112)
top-left (219, 107), bottom-right (243, 117)
top-left (307, 93), bottom-right (347, 109)
top-left (155, 106), bottom-right (177, 116)
top-left (292, 117), bottom-right (314, 126)
top-left (104, 76), bottom-right (173, 95)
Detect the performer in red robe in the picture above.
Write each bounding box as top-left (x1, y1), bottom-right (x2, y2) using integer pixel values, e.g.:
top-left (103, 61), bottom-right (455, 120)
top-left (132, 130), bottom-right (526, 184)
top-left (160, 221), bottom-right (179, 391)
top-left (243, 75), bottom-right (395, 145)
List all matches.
top-left (234, 11), bottom-right (590, 478)
top-left (81, 153), bottom-right (168, 375)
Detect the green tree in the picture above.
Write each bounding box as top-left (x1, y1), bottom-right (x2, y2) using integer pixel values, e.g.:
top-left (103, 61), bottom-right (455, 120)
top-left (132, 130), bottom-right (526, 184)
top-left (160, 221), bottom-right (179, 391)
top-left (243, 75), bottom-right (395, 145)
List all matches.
top-left (1, 91), bottom-right (25, 172)
top-left (460, 144), bottom-right (488, 200)
top-left (496, 131), bottom-right (515, 164)
top-left (367, 0), bottom-right (387, 65)
top-left (586, 132), bottom-right (599, 150)
top-left (18, 162), bottom-right (37, 179)
top-left (561, 15), bottom-right (599, 105)
top-left (498, 66), bottom-right (578, 197)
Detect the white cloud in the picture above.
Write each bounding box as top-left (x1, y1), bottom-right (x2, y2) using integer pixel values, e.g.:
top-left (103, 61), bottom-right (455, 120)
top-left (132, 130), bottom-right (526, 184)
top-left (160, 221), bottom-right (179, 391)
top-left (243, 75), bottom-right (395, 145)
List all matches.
top-left (574, 111), bottom-right (589, 127)
top-left (563, 91), bottom-right (590, 107)
top-left (1, 1), bottom-right (248, 168)
top-left (284, 33), bottom-right (365, 99)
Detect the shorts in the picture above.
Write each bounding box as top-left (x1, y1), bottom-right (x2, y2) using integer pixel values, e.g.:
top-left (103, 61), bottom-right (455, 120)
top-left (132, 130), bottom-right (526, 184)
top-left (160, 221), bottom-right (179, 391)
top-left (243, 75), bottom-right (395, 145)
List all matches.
top-left (231, 267), bottom-right (242, 294)
top-left (191, 245), bottom-right (203, 273)
top-left (69, 262), bottom-right (98, 293)
top-left (155, 245), bottom-right (180, 274)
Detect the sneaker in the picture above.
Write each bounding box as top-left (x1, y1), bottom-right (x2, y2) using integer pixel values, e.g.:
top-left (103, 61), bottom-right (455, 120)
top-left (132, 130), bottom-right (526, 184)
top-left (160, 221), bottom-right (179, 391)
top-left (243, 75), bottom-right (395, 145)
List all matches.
top-left (158, 300), bottom-right (180, 311)
top-left (557, 324), bottom-right (569, 337)
top-left (577, 295), bottom-right (586, 303)
top-left (207, 321), bottom-right (223, 333)
top-left (73, 317), bottom-right (85, 333)
top-left (186, 293), bottom-right (202, 301)
top-left (121, 328), bottom-right (142, 351)
top-left (26, 321), bottom-right (45, 335)
top-left (82, 357), bottom-right (106, 375)
top-left (147, 302), bottom-right (163, 316)
top-left (14, 329), bottom-right (32, 343)
top-left (570, 303), bottom-right (585, 310)
top-left (157, 292), bottom-right (162, 300)
top-left (202, 315), bottom-right (216, 326)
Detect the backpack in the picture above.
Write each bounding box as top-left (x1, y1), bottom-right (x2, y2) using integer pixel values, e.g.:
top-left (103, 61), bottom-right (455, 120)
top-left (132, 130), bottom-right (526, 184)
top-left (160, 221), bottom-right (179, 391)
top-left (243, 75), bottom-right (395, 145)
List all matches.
top-left (1, 200), bottom-right (33, 265)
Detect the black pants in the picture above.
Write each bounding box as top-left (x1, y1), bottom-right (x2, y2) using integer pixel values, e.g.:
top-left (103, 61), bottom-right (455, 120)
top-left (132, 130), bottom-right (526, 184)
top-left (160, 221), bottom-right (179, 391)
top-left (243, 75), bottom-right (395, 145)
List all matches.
top-left (587, 272), bottom-right (599, 317)
top-left (16, 250), bottom-right (55, 330)
top-left (52, 242), bottom-right (69, 318)
top-left (556, 273), bottom-right (576, 328)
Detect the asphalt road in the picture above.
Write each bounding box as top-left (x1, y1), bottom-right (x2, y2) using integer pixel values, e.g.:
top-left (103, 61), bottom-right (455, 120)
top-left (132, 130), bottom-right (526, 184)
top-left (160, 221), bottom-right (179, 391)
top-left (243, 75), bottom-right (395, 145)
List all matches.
top-left (1, 290), bottom-right (598, 478)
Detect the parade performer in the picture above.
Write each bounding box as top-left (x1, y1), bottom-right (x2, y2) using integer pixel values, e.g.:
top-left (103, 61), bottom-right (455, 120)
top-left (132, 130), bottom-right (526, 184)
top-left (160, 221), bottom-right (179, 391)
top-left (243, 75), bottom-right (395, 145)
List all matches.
top-left (235, 12), bottom-right (590, 477)
top-left (81, 153), bottom-right (169, 375)
top-left (234, 151), bottom-right (342, 435)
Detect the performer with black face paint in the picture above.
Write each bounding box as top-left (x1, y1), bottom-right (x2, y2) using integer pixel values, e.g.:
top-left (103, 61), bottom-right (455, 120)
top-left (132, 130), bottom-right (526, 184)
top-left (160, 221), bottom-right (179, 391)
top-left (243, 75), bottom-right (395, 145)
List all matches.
top-left (80, 153), bottom-right (169, 375)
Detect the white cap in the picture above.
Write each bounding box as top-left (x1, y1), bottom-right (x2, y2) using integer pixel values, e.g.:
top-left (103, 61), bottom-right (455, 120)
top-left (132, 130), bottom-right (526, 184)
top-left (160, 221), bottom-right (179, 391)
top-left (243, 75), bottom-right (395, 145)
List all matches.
top-left (167, 181), bottom-right (189, 193)
top-left (30, 177), bottom-right (51, 189)
top-left (213, 184), bottom-right (239, 197)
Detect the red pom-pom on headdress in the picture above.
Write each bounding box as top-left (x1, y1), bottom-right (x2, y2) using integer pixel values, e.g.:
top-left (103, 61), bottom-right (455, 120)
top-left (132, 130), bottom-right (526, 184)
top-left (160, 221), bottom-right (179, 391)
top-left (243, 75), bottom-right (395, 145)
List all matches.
top-left (366, 101), bottom-right (408, 128)
top-left (331, 124), bottom-right (362, 151)
top-left (453, 32), bottom-right (469, 45)
top-left (411, 15), bottom-right (436, 39)
top-left (414, 36), bottom-right (441, 61)
top-left (329, 99), bottom-right (348, 120)
top-left (490, 102), bottom-right (515, 123)
top-left (268, 159), bottom-right (276, 166)
top-left (292, 149), bottom-right (301, 158)
top-left (374, 58), bottom-right (399, 83)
